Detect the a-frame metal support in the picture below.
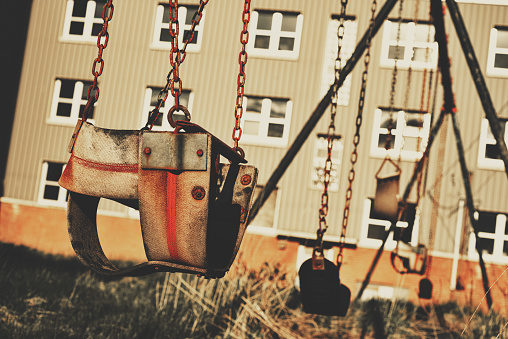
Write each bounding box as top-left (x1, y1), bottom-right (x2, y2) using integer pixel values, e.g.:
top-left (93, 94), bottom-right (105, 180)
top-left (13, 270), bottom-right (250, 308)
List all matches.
top-left (356, 0), bottom-right (494, 309)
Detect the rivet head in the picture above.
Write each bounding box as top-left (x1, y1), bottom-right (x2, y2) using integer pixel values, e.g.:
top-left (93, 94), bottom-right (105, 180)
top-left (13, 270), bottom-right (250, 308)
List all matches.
top-left (144, 147), bottom-right (151, 155)
top-left (197, 149), bottom-right (204, 157)
top-left (240, 174), bottom-right (251, 185)
top-left (191, 186), bottom-right (206, 200)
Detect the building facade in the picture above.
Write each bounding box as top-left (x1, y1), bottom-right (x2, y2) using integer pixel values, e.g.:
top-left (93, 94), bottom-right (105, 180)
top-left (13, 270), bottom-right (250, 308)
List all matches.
top-left (2, 0), bottom-right (508, 310)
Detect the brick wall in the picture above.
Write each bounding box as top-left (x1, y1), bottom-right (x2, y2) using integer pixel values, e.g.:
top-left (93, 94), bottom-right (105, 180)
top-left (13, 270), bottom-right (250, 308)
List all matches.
top-left (1, 201), bottom-right (506, 313)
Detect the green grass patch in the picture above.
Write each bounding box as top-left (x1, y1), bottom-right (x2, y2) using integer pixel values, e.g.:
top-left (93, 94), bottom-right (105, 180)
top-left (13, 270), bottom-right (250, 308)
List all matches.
top-left (0, 242), bottom-right (506, 338)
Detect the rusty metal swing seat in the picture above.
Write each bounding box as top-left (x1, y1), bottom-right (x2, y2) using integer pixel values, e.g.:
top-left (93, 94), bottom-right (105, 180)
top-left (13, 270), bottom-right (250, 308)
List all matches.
top-left (59, 119), bottom-right (257, 278)
top-left (59, 121), bottom-right (257, 278)
top-left (58, 0), bottom-right (258, 278)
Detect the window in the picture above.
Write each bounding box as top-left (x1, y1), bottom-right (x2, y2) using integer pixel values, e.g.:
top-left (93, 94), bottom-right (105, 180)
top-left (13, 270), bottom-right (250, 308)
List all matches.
top-left (62, 0), bottom-right (107, 42)
top-left (247, 186), bottom-right (280, 236)
top-left (487, 27), bottom-right (508, 77)
top-left (247, 10), bottom-right (303, 59)
top-left (370, 108), bottom-right (431, 161)
top-left (478, 118), bottom-right (508, 170)
top-left (152, 4), bottom-right (205, 51)
top-left (359, 198), bottom-right (418, 250)
top-left (141, 87), bottom-right (192, 131)
top-left (310, 134), bottom-right (343, 191)
top-left (320, 17), bottom-right (358, 105)
top-left (380, 20), bottom-right (438, 69)
top-left (241, 96), bottom-right (292, 147)
top-left (468, 210), bottom-right (508, 263)
top-left (38, 162), bottom-right (68, 206)
top-left (48, 79), bottom-right (96, 125)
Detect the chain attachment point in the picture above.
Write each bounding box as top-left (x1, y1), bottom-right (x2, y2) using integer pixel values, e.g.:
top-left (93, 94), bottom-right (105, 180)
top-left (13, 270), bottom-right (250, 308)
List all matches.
top-left (167, 105), bottom-right (191, 128)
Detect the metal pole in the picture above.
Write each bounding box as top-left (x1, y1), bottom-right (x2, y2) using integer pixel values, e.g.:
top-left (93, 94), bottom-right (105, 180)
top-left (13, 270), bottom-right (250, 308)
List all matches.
top-left (430, 0), bottom-right (492, 309)
top-left (450, 113), bottom-right (493, 309)
top-left (247, 0), bottom-right (400, 225)
top-left (445, 0), bottom-right (508, 179)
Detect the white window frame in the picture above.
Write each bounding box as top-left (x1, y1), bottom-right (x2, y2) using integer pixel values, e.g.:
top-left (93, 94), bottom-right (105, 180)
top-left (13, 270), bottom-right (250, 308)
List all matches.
top-left (487, 27), bottom-right (508, 77)
top-left (310, 134), bottom-right (343, 192)
top-left (246, 186), bottom-right (281, 236)
top-left (379, 20), bottom-right (438, 70)
top-left (141, 87), bottom-right (193, 131)
top-left (355, 282), bottom-right (409, 301)
top-left (468, 211), bottom-right (508, 264)
top-left (48, 79), bottom-right (96, 126)
top-left (240, 96), bottom-right (293, 147)
top-left (370, 108), bottom-right (431, 162)
top-left (151, 4), bottom-right (205, 51)
top-left (477, 118), bottom-right (507, 171)
top-left (61, 0), bottom-right (105, 43)
top-left (38, 162), bottom-right (68, 207)
top-left (247, 11), bottom-right (303, 60)
top-left (319, 18), bottom-right (358, 105)
top-left (359, 198), bottom-right (420, 250)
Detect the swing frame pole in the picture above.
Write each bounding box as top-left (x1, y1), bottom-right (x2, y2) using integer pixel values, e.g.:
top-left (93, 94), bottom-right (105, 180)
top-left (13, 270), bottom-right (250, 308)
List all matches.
top-left (431, 0), bottom-right (493, 309)
top-left (445, 0), bottom-right (508, 179)
top-left (356, 0), bottom-right (494, 308)
top-left (247, 0), bottom-right (399, 225)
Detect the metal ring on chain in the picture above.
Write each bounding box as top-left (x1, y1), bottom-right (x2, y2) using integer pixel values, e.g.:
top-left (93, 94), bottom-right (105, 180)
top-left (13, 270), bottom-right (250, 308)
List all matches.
top-left (167, 105), bottom-right (191, 128)
top-left (234, 147), bottom-right (245, 159)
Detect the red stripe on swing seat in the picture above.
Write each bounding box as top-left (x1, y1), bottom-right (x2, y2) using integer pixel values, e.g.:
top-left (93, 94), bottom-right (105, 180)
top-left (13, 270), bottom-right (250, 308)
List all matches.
top-left (71, 154), bottom-right (138, 173)
top-left (166, 172), bottom-right (180, 261)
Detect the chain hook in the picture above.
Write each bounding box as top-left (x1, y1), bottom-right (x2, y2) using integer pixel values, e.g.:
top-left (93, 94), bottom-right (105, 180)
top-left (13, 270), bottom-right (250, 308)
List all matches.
top-left (167, 105), bottom-right (191, 128)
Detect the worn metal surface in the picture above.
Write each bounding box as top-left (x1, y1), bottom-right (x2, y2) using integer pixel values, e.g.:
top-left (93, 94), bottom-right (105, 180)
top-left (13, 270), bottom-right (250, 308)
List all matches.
top-left (141, 132), bottom-right (208, 171)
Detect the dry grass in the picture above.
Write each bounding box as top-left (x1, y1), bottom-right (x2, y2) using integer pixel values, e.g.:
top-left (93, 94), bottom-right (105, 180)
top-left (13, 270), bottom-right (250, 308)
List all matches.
top-left (0, 243), bottom-right (506, 338)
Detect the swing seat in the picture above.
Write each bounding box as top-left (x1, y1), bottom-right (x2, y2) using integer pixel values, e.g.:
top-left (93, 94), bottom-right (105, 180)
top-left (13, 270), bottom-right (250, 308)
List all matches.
top-left (59, 120), bottom-right (258, 277)
top-left (418, 278), bottom-right (433, 299)
top-left (298, 257), bottom-right (351, 316)
top-left (390, 241), bottom-right (428, 275)
top-left (372, 159), bottom-right (401, 221)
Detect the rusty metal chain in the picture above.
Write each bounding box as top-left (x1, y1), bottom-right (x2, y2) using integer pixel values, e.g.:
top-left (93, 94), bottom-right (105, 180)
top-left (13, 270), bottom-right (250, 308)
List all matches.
top-left (337, 0), bottom-right (376, 266)
top-left (385, 0), bottom-right (404, 152)
top-left (316, 0), bottom-right (348, 256)
top-left (232, 0), bottom-right (251, 155)
top-left (83, 0), bottom-right (114, 121)
top-left (145, 0), bottom-right (208, 129)
top-left (168, 0), bottom-right (183, 117)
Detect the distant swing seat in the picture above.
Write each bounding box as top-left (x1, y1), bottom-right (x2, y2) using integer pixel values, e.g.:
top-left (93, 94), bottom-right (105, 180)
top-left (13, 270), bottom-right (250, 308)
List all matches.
top-left (298, 249), bottom-right (351, 317)
top-left (372, 158), bottom-right (401, 221)
top-left (59, 120), bottom-right (258, 278)
top-left (390, 241), bottom-right (428, 275)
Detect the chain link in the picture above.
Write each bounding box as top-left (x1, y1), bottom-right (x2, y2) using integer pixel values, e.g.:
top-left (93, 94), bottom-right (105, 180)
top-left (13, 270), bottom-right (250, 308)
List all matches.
top-left (145, 0), bottom-right (208, 129)
top-left (316, 0), bottom-right (348, 255)
top-left (83, 0), bottom-right (114, 120)
top-left (337, 0), bottom-right (376, 266)
top-left (232, 0), bottom-right (251, 153)
top-left (385, 0), bottom-right (404, 152)
top-left (168, 0), bottom-right (182, 110)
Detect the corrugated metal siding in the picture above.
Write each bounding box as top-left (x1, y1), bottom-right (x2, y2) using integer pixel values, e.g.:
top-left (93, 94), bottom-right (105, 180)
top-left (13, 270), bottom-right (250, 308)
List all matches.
top-left (5, 0), bottom-right (508, 251)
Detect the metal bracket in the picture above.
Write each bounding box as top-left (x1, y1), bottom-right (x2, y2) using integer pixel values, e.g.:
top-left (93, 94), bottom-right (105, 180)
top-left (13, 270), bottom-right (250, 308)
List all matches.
top-left (141, 132), bottom-right (208, 171)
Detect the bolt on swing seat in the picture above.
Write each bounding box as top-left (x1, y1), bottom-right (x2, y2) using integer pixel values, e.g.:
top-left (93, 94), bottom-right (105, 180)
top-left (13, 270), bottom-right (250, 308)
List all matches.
top-left (59, 119), bottom-right (258, 277)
